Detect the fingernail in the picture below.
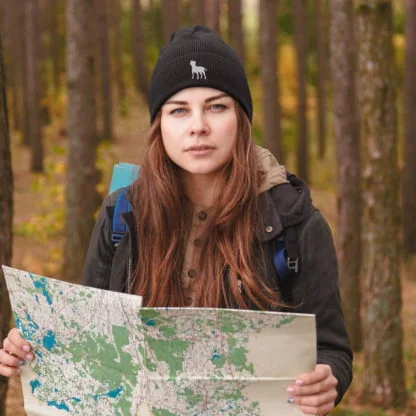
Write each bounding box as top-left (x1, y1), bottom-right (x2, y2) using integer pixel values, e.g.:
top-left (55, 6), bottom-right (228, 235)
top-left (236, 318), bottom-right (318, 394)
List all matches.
top-left (22, 345), bottom-right (30, 352)
top-left (19, 361), bottom-right (26, 366)
top-left (26, 353), bottom-right (33, 360)
top-left (286, 387), bottom-right (294, 393)
top-left (287, 397), bottom-right (295, 404)
top-left (296, 379), bottom-right (304, 385)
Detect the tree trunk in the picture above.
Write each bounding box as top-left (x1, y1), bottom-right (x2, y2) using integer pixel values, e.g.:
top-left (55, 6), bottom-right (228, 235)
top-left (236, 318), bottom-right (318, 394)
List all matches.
top-left (205, 0), bottom-right (220, 32)
top-left (48, 0), bottom-right (61, 95)
top-left (64, 0), bottom-right (100, 283)
top-left (402, 0), bottom-right (416, 256)
top-left (259, 0), bottom-right (283, 162)
top-left (227, 0), bottom-right (245, 63)
top-left (356, 0), bottom-right (407, 407)
top-left (315, 0), bottom-right (327, 159)
top-left (148, 0), bottom-right (164, 50)
top-left (191, 0), bottom-right (205, 25)
top-left (0, 31), bottom-right (13, 416)
top-left (112, 0), bottom-right (127, 115)
top-left (19, 4), bottom-right (31, 146)
top-left (38, 0), bottom-right (51, 126)
top-left (97, 0), bottom-right (113, 141)
top-left (330, 0), bottom-right (362, 351)
top-left (25, 0), bottom-right (44, 172)
top-left (3, 2), bottom-right (21, 131)
top-left (162, 0), bottom-right (180, 45)
top-left (293, 0), bottom-right (309, 182)
top-left (132, 0), bottom-right (149, 96)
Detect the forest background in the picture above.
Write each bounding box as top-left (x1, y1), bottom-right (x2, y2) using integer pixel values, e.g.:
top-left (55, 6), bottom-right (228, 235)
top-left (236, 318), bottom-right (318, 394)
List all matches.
top-left (0, 0), bottom-right (415, 415)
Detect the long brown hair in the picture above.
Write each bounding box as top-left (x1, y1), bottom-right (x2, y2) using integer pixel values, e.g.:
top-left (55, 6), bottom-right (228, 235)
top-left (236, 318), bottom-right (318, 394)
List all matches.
top-left (130, 103), bottom-right (282, 309)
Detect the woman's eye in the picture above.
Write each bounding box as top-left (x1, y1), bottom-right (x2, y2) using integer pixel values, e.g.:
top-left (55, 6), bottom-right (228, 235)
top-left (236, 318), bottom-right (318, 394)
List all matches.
top-left (210, 104), bottom-right (227, 111)
top-left (170, 108), bottom-right (186, 115)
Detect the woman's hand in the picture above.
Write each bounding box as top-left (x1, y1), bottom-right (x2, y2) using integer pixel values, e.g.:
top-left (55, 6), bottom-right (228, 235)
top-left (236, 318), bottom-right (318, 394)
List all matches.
top-left (0, 328), bottom-right (34, 377)
top-left (286, 364), bottom-right (338, 415)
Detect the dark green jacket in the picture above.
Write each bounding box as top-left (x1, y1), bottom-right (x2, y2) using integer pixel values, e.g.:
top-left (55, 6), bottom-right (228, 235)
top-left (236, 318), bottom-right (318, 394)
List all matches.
top-left (82, 178), bottom-right (353, 405)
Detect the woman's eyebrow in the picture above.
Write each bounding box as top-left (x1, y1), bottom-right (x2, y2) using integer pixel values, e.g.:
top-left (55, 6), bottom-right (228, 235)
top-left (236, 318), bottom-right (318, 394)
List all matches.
top-left (205, 93), bottom-right (229, 103)
top-left (164, 99), bottom-right (187, 105)
top-left (164, 93), bottom-right (229, 106)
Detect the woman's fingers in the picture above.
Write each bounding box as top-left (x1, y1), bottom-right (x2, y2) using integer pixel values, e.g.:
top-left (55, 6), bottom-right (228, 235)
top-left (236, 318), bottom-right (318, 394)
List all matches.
top-left (0, 349), bottom-right (22, 367)
top-left (292, 388), bottom-right (338, 407)
top-left (0, 328), bottom-right (34, 377)
top-left (0, 348), bottom-right (22, 377)
top-left (0, 361), bottom-right (21, 377)
top-left (3, 328), bottom-right (32, 360)
top-left (287, 374), bottom-right (337, 396)
top-left (295, 364), bottom-right (332, 385)
top-left (286, 364), bottom-right (338, 415)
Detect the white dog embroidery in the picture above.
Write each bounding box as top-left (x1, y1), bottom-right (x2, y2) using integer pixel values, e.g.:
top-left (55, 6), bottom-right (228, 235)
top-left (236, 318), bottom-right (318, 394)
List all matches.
top-left (190, 60), bottom-right (207, 79)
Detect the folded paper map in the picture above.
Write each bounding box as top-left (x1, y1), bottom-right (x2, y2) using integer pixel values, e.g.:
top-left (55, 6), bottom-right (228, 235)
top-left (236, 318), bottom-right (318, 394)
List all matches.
top-left (3, 266), bottom-right (316, 416)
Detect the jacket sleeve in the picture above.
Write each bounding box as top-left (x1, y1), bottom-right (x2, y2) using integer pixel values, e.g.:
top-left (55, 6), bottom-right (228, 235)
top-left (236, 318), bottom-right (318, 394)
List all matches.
top-left (82, 195), bottom-right (115, 290)
top-left (291, 210), bottom-right (353, 405)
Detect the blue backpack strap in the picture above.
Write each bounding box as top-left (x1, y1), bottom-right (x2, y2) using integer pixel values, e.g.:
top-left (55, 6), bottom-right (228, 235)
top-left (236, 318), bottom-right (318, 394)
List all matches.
top-left (274, 239), bottom-right (291, 284)
top-left (111, 187), bottom-right (132, 246)
top-left (273, 235), bottom-right (299, 285)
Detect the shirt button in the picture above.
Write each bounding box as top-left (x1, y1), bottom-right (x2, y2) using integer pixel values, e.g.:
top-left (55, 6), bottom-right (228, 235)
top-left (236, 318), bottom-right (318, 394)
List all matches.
top-left (265, 225), bottom-right (273, 233)
top-left (194, 238), bottom-right (202, 247)
top-left (188, 269), bottom-right (197, 278)
top-left (198, 211), bottom-right (208, 221)
top-left (185, 297), bottom-right (193, 306)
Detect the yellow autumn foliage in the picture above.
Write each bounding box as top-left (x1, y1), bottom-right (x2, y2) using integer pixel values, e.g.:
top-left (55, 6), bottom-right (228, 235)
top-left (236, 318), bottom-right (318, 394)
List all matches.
top-left (278, 43), bottom-right (298, 116)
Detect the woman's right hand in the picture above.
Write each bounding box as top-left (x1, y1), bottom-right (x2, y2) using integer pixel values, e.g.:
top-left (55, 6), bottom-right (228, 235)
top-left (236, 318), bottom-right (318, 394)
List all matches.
top-left (0, 328), bottom-right (34, 377)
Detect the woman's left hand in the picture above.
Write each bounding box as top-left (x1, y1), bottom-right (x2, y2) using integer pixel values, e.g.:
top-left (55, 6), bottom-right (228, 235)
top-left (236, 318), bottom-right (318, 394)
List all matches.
top-left (286, 364), bottom-right (338, 415)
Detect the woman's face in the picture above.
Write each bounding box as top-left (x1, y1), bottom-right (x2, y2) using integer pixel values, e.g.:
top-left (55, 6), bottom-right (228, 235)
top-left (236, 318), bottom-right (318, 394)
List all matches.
top-left (160, 87), bottom-right (237, 182)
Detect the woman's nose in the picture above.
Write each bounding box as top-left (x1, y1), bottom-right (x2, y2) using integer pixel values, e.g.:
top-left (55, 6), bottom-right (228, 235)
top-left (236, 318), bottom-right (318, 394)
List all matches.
top-left (189, 112), bottom-right (210, 136)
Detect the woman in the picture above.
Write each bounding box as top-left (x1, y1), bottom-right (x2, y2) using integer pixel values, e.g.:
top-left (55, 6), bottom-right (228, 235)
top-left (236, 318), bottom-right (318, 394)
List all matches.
top-left (0, 26), bottom-right (352, 415)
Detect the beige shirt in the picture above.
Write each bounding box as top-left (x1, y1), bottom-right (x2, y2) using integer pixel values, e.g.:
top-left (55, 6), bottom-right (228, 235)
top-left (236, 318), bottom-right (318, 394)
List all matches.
top-left (181, 146), bottom-right (288, 306)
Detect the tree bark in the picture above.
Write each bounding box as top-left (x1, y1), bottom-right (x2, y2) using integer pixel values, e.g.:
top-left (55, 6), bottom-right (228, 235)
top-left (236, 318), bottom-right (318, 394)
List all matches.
top-left (39, 0), bottom-right (51, 126)
top-left (259, 0), bottom-right (283, 162)
top-left (293, 0), bottom-right (309, 182)
top-left (64, 0), bottom-right (100, 283)
top-left (97, 0), bottom-right (113, 141)
top-left (191, 0), bottom-right (205, 25)
top-left (25, 0), bottom-right (44, 172)
top-left (148, 0), bottom-right (164, 50)
top-left (162, 0), bottom-right (180, 45)
top-left (205, 0), bottom-right (220, 32)
top-left (112, 0), bottom-right (127, 115)
top-left (315, 0), bottom-right (327, 159)
top-left (19, 3), bottom-right (31, 146)
top-left (356, 0), bottom-right (407, 407)
top-left (0, 31), bottom-right (13, 416)
top-left (48, 0), bottom-right (61, 95)
top-left (330, 0), bottom-right (362, 351)
top-left (132, 0), bottom-right (149, 96)
top-left (402, 0), bottom-right (416, 256)
top-left (3, 2), bottom-right (21, 131)
top-left (227, 0), bottom-right (245, 63)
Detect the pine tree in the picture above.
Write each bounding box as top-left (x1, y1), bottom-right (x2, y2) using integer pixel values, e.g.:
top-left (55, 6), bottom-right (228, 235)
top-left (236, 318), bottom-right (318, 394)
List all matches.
top-left (356, 0), bottom-right (407, 406)
top-left (64, 0), bottom-right (100, 283)
top-left (330, 0), bottom-right (362, 351)
top-left (0, 31), bottom-right (13, 416)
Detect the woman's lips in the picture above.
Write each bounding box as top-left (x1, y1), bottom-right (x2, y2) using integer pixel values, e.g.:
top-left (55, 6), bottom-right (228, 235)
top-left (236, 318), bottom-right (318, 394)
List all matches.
top-left (185, 145), bottom-right (215, 155)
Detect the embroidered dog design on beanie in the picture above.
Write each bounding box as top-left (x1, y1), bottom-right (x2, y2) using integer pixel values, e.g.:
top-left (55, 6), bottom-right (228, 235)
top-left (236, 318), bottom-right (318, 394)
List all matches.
top-left (190, 60), bottom-right (207, 79)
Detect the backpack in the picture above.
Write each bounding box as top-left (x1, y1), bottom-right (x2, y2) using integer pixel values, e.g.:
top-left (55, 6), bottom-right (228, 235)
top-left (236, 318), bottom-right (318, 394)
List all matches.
top-left (108, 163), bottom-right (310, 288)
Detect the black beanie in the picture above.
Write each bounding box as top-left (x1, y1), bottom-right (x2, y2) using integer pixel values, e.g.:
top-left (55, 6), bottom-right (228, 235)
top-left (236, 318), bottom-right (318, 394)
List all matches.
top-left (148, 26), bottom-right (252, 123)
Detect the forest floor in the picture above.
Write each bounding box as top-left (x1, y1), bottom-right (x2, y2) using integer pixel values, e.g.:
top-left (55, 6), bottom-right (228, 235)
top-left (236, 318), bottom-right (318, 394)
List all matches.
top-left (4, 95), bottom-right (416, 415)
